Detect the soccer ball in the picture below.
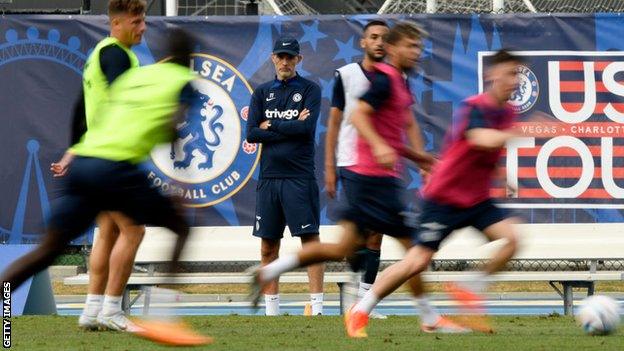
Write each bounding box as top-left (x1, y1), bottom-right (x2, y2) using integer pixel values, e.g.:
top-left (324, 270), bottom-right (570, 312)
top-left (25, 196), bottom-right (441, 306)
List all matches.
top-left (576, 295), bottom-right (621, 335)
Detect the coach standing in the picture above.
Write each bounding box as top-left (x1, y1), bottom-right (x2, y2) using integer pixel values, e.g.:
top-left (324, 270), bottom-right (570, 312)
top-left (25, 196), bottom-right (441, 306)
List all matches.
top-left (246, 37), bottom-right (324, 316)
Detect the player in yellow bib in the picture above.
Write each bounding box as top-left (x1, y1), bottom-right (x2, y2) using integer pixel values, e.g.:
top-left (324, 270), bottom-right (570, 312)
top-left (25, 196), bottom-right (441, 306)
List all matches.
top-left (50, 0), bottom-right (148, 331)
top-left (1, 29), bottom-right (198, 338)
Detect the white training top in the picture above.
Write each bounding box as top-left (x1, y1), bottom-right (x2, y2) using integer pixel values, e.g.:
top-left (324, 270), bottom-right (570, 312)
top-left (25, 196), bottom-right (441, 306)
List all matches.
top-left (335, 63), bottom-right (372, 167)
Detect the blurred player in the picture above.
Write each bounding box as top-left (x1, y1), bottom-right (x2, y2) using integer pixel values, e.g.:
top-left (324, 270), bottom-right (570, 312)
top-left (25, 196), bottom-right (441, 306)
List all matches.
top-left (345, 49), bottom-right (525, 336)
top-left (326, 20), bottom-right (439, 322)
top-left (250, 22), bottom-right (467, 334)
top-left (246, 37), bottom-right (324, 316)
top-left (325, 20), bottom-right (389, 320)
top-left (2, 29), bottom-right (209, 346)
top-left (50, 0), bottom-right (147, 331)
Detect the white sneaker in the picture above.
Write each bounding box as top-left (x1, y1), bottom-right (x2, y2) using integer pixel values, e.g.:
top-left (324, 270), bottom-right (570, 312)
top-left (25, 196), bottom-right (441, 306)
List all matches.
top-left (97, 312), bottom-right (141, 332)
top-left (78, 313), bottom-right (99, 330)
top-left (368, 310), bottom-right (388, 319)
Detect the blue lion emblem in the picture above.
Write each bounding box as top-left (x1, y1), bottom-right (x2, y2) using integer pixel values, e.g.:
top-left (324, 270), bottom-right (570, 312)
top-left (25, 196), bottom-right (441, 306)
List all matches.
top-left (171, 95), bottom-right (224, 169)
top-left (510, 79), bottom-right (527, 102)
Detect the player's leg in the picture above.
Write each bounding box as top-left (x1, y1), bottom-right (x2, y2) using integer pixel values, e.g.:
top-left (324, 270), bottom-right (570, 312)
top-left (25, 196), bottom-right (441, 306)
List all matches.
top-left (283, 177), bottom-right (324, 315)
top-left (480, 217), bottom-right (519, 275)
top-left (447, 203), bottom-right (519, 298)
top-left (359, 233), bottom-right (385, 318)
top-left (300, 234), bottom-right (324, 315)
top-left (260, 238), bottom-right (281, 315)
top-left (340, 170), bottom-right (367, 273)
top-left (360, 233), bottom-right (382, 293)
top-left (105, 141), bottom-right (211, 344)
top-left (88, 213), bottom-right (120, 294)
top-left (343, 244), bottom-right (435, 338)
top-left (260, 240), bottom-right (281, 292)
top-left (97, 212), bottom-right (146, 329)
top-left (338, 169), bottom-right (386, 318)
top-left (250, 220), bottom-right (365, 308)
top-left (443, 201), bottom-right (514, 333)
top-left (80, 212), bottom-right (119, 328)
top-left (252, 179), bottom-right (286, 315)
top-left (346, 197), bottom-right (467, 337)
top-left (391, 237), bottom-right (467, 333)
top-left (358, 244), bottom-right (434, 311)
top-left (272, 221), bottom-right (362, 272)
top-left (104, 213), bottom-right (145, 296)
top-left (344, 173), bottom-right (438, 306)
top-left (0, 227), bottom-right (86, 289)
top-left (115, 165), bottom-right (191, 267)
top-left (98, 161), bottom-right (190, 331)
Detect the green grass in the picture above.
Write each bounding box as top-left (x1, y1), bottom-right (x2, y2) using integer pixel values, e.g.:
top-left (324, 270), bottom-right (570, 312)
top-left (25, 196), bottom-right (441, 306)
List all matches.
top-left (10, 315), bottom-right (623, 350)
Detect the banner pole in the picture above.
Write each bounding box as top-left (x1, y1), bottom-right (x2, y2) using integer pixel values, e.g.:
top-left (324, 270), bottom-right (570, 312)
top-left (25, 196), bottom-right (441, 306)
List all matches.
top-left (426, 0), bottom-right (437, 13)
top-left (165, 0), bottom-right (178, 16)
top-left (377, 0), bottom-right (392, 14)
top-left (522, 0), bottom-right (537, 13)
top-left (493, 0), bottom-right (505, 13)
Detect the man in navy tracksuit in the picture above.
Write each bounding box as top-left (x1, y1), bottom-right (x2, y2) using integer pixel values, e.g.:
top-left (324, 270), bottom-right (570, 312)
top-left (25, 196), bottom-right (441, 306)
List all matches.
top-left (246, 37), bottom-right (324, 316)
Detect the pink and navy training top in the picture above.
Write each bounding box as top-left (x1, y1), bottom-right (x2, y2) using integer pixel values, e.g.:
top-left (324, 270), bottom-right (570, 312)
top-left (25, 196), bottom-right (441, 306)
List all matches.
top-left (347, 62), bottom-right (414, 178)
top-left (423, 93), bottom-right (516, 208)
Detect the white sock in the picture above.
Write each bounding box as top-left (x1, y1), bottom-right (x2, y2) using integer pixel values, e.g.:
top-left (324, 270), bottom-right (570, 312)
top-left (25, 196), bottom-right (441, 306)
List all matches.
top-left (358, 282), bottom-right (372, 299)
top-left (264, 294), bottom-right (280, 316)
top-left (310, 293), bottom-right (323, 315)
top-left (416, 297), bottom-right (440, 325)
top-left (353, 290), bottom-right (379, 315)
top-left (83, 294), bottom-right (103, 317)
top-left (101, 295), bottom-right (123, 316)
top-left (262, 254), bottom-right (300, 282)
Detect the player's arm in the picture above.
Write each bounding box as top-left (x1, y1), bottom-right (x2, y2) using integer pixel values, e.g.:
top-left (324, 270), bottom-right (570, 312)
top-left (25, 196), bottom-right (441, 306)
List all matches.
top-left (245, 90), bottom-right (287, 143)
top-left (69, 88), bottom-right (87, 145)
top-left (100, 45), bottom-right (132, 84)
top-left (56, 90), bottom-right (86, 168)
top-left (496, 164), bottom-right (517, 198)
top-left (464, 106), bottom-right (519, 150)
top-left (268, 84), bottom-right (321, 137)
top-left (402, 111), bottom-right (435, 172)
top-left (466, 128), bottom-right (518, 150)
top-left (351, 101), bottom-right (396, 169)
top-left (324, 72), bottom-right (346, 199)
top-left (169, 82), bottom-right (198, 137)
top-left (51, 88), bottom-right (85, 177)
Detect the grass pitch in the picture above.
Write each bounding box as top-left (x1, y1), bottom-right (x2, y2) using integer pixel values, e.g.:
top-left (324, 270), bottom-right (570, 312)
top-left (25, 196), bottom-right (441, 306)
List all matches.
top-left (10, 315), bottom-right (623, 350)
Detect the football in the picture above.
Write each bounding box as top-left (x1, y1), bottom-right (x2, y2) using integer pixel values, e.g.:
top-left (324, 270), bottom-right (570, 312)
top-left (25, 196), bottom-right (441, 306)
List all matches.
top-left (576, 295), bottom-right (621, 335)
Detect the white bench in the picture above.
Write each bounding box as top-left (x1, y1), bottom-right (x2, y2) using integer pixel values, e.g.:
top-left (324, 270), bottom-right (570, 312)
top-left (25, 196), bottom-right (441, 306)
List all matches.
top-left (64, 224), bottom-right (624, 315)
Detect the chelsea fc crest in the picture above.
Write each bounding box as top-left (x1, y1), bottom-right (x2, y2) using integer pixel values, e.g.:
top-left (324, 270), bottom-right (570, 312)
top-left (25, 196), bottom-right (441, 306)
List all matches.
top-left (145, 54), bottom-right (259, 207)
top-left (508, 65), bottom-right (539, 114)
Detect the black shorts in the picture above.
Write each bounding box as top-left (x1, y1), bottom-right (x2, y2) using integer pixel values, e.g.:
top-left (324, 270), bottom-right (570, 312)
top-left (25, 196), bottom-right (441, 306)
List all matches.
top-left (49, 156), bottom-right (187, 240)
top-left (338, 169), bottom-right (416, 238)
top-left (413, 199), bottom-right (510, 251)
top-left (252, 178), bottom-right (320, 239)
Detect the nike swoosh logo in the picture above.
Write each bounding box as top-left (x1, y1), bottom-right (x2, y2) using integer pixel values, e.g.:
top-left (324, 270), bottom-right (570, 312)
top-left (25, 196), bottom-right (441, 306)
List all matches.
top-left (266, 97), bottom-right (276, 101)
top-left (282, 42), bottom-right (291, 46)
top-left (301, 224), bottom-right (311, 229)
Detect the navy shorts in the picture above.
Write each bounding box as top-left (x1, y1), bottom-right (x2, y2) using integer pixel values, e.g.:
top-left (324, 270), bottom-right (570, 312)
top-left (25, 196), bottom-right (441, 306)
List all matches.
top-left (338, 169), bottom-right (415, 238)
top-left (413, 199), bottom-right (510, 251)
top-left (252, 178), bottom-right (320, 239)
top-left (49, 156), bottom-right (187, 240)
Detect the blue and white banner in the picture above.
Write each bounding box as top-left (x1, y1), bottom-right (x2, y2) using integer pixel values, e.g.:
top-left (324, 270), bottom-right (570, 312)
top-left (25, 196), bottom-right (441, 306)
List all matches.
top-left (2, 14), bottom-right (624, 244)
